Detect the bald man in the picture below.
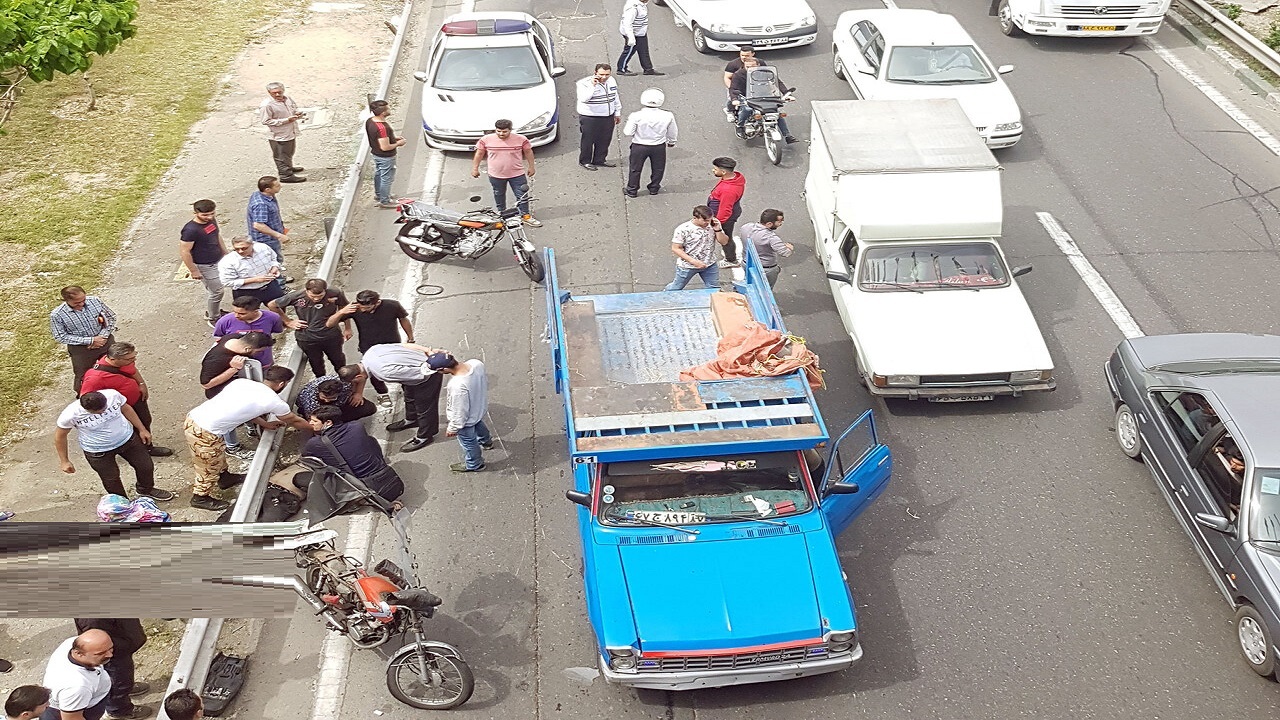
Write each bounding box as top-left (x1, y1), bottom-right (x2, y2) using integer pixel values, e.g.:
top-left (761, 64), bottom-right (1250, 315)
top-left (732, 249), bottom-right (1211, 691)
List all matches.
top-left (40, 630), bottom-right (114, 720)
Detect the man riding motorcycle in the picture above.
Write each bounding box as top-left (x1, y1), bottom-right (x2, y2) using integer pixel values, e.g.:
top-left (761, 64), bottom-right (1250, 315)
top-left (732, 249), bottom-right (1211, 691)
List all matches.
top-left (728, 58), bottom-right (797, 144)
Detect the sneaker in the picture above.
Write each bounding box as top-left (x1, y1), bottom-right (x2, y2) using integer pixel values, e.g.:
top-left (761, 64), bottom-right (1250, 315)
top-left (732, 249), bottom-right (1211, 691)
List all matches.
top-left (735, 128), bottom-right (746, 140)
top-left (579, 163), bottom-right (598, 171)
top-left (377, 202), bottom-right (399, 209)
top-left (386, 419), bottom-right (417, 432)
top-left (522, 214), bottom-right (543, 228)
top-left (623, 188), bottom-right (638, 198)
top-left (279, 176), bottom-right (307, 183)
top-left (480, 441), bottom-right (494, 450)
top-left (128, 682), bottom-right (151, 696)
top-left (0, 659), bottom-right (12, 673)
top-left (724, 108), bottom-right (736, 123)
top-left (205, 316), bottom-right (217, 328)
top-left (718, 259), bottom-right (741, 269)
top-left (597, 161), bottom-right (618, 168)
top-left (218, 471), bottom-right (246, 490)
top-left (401, 435), bottom-right (435, 453)
top-left (136, 488), bottom-right (176, 502)
top-left (190, 495), bottom-right (231, 512)
top-left (617, 69), bottom-right (637, 76)
top-left (147, 445), bottom-right (174, 457)
top-left (648, 188), bottom-right (661, 196)
top-left (377, 393), bottom-right (392, 407)
top-left (226, 445), bottom-right (256, 461)
top-left (246, 424), bottom-right (260, 438)
top-left (785, 135), bottom-right (798, 144)
top-left (642, 69), bottom-right (666, 76)
top-left (106, 706), bottom-right (152, 720)
top-left (450, 462), bottom-right (486, 473)
top-left (0, 511), bottom-right (13, 522)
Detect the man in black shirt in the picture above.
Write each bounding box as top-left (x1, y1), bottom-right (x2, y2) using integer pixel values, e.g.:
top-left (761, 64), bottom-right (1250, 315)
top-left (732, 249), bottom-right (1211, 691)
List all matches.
top-left (179, 200), bottom-right (228, 325)
top-left (300, 405), bottom-right (404, 506)
top-left (269, 279), bottom-right (352, 378)
top-left (722, 46), bottom-right (767, 120)
top-left (365, 99), bottom-right (406, 209)
top-left (330, 290), bottom-right (414, 398)
top-left (199, 331), bottom-right (271, 458)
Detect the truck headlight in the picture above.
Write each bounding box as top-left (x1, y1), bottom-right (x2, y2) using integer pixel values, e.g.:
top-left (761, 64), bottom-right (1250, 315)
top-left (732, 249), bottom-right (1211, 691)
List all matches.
top-left (826, 630), bottom-right (856, 653)
top-left (607, 647), bottom-right (637, 671)
top-left (519, 112), bottom-right (552, 132)
top-left (993, 122), bottom-right (1022, 132)
top-left (1010, 370), bottom-right (1051, 383)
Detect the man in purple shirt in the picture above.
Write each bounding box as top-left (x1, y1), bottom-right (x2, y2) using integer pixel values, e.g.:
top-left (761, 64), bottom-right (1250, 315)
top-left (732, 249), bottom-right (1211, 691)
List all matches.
top-left (212, 296), bottom-right (284, 367)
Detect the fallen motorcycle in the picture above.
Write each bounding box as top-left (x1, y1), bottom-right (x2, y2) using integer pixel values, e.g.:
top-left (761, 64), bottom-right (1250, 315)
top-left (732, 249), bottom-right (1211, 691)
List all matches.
top-left (393, 191), bottom-right (545, 283)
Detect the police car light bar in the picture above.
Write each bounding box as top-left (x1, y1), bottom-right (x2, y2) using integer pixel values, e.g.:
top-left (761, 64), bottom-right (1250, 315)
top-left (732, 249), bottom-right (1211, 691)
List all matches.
top-left (441, 19), bottom-right (532, 35)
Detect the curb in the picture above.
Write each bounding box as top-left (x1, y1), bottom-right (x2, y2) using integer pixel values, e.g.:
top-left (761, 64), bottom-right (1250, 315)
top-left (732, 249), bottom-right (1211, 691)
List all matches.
top-left (1166, 7), bottom-right (1280, 105)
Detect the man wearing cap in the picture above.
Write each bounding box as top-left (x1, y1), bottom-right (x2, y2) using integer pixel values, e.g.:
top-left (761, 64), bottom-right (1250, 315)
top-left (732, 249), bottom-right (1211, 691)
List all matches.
top-left (428, 353), bottom-right (492, 473)
top-left (623, 88), bottom-right (678, 197)
top-left (338, 343), bottom-right (447, 453)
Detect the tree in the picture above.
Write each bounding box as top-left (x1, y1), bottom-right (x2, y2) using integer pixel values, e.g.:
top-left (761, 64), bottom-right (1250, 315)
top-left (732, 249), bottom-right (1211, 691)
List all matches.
top-left (0, 0), bottom-right (139, 124)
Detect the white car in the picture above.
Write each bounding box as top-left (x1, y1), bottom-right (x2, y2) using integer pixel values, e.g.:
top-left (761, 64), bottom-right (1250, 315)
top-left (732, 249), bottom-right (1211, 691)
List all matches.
top-left (653, 0), bottom-right (817, 55)
top-left (832, 9), bottom-right (1022, 149)
top-left (412, 12), bottom-right (565, 151)
top-left (823, 238), bottom-right (1055, 401)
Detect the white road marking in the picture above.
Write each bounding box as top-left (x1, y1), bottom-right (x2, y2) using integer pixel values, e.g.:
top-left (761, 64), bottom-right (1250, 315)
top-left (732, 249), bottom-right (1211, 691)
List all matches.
top-left (1036, 211), bottom-right (1145, 339)
top-left (1146, 37), bottom-right (1280, 157)
top-left (880, 0), bottom-right (898, 7)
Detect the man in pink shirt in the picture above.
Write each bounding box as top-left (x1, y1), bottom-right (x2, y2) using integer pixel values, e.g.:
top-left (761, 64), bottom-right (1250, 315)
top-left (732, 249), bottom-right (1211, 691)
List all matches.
top-left (470, 119), bottom-right (542, 227)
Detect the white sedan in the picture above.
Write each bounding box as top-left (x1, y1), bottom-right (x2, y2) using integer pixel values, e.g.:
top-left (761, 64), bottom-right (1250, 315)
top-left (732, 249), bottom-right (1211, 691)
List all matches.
top-left (412, 11), bottom-right (566, 151)
top-left (832, 9), bottom-right (1022, 149)
top-left (654, 0), bottom-right (817, 55)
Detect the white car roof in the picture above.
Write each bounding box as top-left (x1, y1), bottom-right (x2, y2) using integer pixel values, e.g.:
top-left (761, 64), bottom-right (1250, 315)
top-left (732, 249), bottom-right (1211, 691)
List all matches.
top-left (841, 9), bottom-right (977, 46)
top-left (441, 10), bottom-right (537, 23)
top-left (440, 33), bottom-right (531, 50)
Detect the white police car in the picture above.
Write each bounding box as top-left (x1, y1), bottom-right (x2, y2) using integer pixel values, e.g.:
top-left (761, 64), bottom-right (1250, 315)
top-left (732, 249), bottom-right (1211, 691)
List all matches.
top-left (412, 12), bottom-right (566, 151)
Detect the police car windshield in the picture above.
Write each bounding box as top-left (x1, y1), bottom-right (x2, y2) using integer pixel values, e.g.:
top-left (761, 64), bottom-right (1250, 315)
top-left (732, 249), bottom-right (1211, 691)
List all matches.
top-left (434, 46), bottom-right (543, 91)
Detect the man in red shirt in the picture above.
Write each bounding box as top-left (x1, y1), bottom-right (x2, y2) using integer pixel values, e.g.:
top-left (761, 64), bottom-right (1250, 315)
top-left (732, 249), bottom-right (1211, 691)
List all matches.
top-left (706, 156), bottom-right (746, 266)
top-left (79, 341), bottom-right (173, 457)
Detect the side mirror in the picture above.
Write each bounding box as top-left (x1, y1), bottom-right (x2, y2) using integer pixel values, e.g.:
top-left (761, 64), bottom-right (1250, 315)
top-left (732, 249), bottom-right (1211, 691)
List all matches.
top-left (565, 490), bottom-right (591, 507)
top-left (857, 67), bottom-right (876, 77)
top-left (1194, 512), bottom-right (1232, 534)
top-left (827, 482), bottom-right (861, 495)
top-left (413, 71), bottom-right (428, 83)
top-left (826, 270), bottom-right (852, 284)
top-left (468, 195), bottom-right (483, 203)
top-left (997, 64), bottom-right (1015, 75)
top-left (1011, 265), bottom-right (1032, 278)
top-left (550, 66), bottom-right (567, 78)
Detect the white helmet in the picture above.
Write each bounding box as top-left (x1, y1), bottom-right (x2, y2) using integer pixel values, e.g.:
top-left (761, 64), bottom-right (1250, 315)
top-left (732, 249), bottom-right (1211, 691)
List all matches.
top-left (640, 88), bottom-right (664, 108)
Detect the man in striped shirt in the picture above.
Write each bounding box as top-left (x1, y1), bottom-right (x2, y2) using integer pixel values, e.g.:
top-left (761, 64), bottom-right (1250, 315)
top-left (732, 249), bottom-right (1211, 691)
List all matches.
top-left (217, 236), bottom-right (285, 304)
top-left (576, 64), bottom-right (622, 171)
top-left (49, 286), bottom-right (117, 394)
top-left (617, 0), bottom-right (664, 76)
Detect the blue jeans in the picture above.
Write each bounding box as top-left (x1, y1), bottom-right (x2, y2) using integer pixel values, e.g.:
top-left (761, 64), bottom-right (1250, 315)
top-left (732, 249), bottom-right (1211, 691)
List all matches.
top-left (457, 421), bottom-right (491, 470)
top-left (259, 236), bottom-right (284, 263)
top-left (488, 174), bottom-right (530, 216)
top-left (736, 104), bottom-right (790, 137)
top-left (665, 264), bottom-right (720, 291)
top-left (372, 155), bottom-right (396, 203)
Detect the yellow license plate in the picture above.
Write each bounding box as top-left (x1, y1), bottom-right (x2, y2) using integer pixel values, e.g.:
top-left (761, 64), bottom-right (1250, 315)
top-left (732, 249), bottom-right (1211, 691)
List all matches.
top-left (1082, 25), bottom-right (1116, 31)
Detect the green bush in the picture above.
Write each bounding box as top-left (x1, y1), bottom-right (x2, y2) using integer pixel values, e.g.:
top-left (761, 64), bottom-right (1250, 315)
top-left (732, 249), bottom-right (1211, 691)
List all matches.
top-left (1222, 3), bottom-right (1242, 20)
top-left (1266, 21), bottom-right (1280, 49)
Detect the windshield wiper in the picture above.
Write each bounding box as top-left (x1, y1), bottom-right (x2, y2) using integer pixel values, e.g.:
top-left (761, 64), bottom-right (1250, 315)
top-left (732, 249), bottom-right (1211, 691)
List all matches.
top-left (889, 78), bottom-right (931, 84)
top-left (605, 512), bottom-right (700, 535)
top-left (702, 513), bottom-right (788, 527)
top-left (866, 281), bottom-right (923, 293)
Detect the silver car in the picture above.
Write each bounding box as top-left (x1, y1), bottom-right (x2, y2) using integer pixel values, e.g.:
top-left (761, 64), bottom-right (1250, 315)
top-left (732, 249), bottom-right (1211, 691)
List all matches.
top-left (1106, 333), bottom-right (1280, 680)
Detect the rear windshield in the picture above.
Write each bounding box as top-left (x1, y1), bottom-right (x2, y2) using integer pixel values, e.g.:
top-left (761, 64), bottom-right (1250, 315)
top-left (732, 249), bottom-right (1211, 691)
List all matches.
top-left (598, 452), bottom-right (813, 527)
top-left (858, 242), bottom-right (1009, 291)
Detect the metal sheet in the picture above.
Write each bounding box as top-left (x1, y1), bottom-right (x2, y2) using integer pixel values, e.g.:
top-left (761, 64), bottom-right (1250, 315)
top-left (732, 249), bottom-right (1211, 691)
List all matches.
top-left (812, 99), bottom-right (998, 174)
top-left (575, 403), bottom-right (815, 432)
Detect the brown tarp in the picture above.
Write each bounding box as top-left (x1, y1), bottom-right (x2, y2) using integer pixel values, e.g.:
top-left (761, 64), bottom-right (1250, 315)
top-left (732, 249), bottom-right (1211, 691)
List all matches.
top-left (679, 320), bottom-right (825, 391)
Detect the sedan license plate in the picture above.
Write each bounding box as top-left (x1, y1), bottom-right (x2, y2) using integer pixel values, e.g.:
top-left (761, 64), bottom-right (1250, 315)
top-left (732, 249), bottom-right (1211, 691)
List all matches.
top-left (1081, 25), bottom-right (1116, 31)
top-left (754, 36), bottom-right (790, 45)
top-left (929, 394), bottom-right (994, 403)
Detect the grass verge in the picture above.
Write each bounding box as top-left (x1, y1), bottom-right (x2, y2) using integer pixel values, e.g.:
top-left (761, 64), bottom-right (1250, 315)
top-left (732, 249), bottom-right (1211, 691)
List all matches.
top-left (0, 0), bottom-right (277, 443)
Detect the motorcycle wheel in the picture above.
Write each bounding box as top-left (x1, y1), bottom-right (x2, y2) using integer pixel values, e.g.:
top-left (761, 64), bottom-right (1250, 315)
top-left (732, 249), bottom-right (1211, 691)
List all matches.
top-left (397, 224), bottom-right (447, 263)
top-left (765, 129), bottom-right (782, 166)
top-left (386, 642), bottom-right (475, 710)
top-left (515, 244), bottom-right (545, 283)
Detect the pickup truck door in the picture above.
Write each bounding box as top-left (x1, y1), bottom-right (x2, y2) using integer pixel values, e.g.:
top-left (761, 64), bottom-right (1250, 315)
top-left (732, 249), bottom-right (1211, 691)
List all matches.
top-left (825, 229), bottom-right (859, 342)
top-left (818, 409), bottom-right (892, 535)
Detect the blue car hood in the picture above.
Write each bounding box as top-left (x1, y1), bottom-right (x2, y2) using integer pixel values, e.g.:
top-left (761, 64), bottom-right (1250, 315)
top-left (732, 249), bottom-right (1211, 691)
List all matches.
top-left (617, 533), bottom-right (822, 652)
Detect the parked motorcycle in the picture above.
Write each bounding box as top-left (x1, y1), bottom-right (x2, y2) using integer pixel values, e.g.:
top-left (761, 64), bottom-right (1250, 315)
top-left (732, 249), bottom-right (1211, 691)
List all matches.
top-left (393, 192), bottom-right (545, 283)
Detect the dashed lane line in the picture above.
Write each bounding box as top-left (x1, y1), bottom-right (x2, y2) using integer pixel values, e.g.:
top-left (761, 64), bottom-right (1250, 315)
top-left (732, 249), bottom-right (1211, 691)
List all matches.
top-left (1036, 211), bottom-right (1145, 339)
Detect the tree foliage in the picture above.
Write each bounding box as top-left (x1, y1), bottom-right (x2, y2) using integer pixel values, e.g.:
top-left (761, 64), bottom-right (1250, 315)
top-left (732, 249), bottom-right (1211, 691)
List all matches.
top-left (0, 0), bottom-right (139, 83)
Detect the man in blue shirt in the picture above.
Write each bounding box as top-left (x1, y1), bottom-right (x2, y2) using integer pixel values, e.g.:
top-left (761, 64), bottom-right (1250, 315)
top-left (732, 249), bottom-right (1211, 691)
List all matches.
top-left (246, 177), bottom-right (291, 278)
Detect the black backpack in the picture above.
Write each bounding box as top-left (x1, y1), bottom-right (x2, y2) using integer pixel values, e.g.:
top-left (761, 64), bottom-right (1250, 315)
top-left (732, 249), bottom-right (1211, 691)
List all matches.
top-left (215, 483), bottom-right (301, 523)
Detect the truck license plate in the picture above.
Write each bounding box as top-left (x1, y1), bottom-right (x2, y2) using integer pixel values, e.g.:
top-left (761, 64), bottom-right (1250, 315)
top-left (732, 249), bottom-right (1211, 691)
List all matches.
top-left (930, 394), bottom-right (994, 403)
top-left (1082, 25), bottom-right (1116, 31)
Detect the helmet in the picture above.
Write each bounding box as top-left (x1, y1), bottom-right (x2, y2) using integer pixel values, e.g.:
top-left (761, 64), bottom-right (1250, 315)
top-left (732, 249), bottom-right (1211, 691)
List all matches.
top-left (640, 88), bottom-right (664, 108)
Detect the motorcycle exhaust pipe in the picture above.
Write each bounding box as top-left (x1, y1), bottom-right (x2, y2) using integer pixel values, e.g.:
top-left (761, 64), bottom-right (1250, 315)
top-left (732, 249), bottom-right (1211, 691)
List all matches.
top-left (207, 574), bottom-right (346, 632)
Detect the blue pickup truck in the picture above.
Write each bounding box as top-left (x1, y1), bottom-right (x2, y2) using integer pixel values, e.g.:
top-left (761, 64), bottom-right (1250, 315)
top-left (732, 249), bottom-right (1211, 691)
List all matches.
top-left (543, 247), bottom-right (893, 690)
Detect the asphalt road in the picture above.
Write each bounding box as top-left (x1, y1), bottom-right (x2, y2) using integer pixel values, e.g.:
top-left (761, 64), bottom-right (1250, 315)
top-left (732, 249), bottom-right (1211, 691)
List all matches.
top-left (236, 0), bottom-right (1280, 717)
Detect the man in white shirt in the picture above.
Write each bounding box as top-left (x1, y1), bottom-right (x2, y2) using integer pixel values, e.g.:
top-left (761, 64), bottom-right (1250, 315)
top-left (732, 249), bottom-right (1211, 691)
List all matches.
top-left (259, 82), bottom-right (306, 183)
top-left (53, 390), bottom-right (175, 502)
top-left (623, 88), bottom-right (678, 198)
top-left (217, 237), bottom-right (284, 304)
top-left (617, 0), bottom-right (663, 76)
top-left (575, 63), bottom-right (621, 171)
top-left (183, 366), bottom-right (311, 511)
top-left (428, 353), bottom-right (492, 473)
top-left (41, 630), bottom-right (113, 720)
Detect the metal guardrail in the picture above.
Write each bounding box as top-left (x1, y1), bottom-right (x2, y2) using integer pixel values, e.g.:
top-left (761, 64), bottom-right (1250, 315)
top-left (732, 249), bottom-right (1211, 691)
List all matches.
top-left (1175, 0), bottom-right (1280, 77)
top-left (158, 1), bottom-right (417, 715)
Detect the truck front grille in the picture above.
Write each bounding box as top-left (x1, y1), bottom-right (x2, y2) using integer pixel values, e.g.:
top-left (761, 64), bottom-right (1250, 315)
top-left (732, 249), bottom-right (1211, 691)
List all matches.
top-left (1056, 5), bottom-right (1143, 16)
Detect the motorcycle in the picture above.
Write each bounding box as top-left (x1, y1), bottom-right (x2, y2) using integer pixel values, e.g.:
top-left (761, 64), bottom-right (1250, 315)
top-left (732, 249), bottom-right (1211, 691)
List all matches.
top-left (210, 462), bottom-right (475, 710)
top-left (393, 191), bottom-right (545, 283)
top-left (734, 88), bottom-right (797, 167)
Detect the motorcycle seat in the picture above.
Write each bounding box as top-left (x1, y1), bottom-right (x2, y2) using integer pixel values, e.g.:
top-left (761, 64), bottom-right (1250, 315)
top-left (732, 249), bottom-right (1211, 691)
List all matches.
top-left (384, 588), bottom-right (444, 612)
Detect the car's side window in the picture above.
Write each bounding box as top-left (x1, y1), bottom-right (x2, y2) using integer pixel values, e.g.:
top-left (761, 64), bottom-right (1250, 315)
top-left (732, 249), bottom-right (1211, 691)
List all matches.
top-left (1198, 433), bottom-right (1245, 520)
top-left (532, 36), bottom-right (552, 71)
top-left (839, 230), bottom-right (856, 268)
top-left (852, 22), bottom-right (871, 50)
top-left (1151, 390), bottom-right (1220, 454)
top-left (866, 29), bottom-right (885, 71)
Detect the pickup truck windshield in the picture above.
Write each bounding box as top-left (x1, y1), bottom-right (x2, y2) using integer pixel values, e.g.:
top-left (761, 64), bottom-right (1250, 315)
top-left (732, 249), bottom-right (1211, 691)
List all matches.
top-left (858, 242), bottom-right (1009, 291)
top-left (598, 453), bottom-right (813, 526)
top-left (886, 46), bottom-right (994, 84)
